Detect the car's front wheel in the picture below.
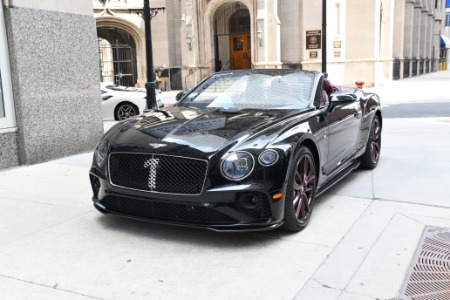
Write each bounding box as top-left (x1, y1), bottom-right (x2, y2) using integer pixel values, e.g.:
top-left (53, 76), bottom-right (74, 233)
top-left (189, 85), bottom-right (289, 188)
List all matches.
top-left (282, 146), bottom-right (317, 232)
top-left (115, 102), bottom-right (139, 121)
top-left (360, 115), bottom-right (381, 169)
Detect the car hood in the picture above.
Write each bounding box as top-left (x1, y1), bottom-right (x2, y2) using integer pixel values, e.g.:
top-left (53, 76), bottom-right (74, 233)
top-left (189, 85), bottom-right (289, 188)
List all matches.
top-left (109, 106), bottom-right (307, 156)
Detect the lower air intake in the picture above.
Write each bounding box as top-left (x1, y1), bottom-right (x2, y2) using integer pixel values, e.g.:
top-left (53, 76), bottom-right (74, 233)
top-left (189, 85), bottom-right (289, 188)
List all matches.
top-left (101, 196), bottom-right (237, 225)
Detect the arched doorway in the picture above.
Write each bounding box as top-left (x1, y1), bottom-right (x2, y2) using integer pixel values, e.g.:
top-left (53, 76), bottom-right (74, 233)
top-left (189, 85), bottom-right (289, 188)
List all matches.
top-left (97, 27), bottom-right (138, 87)
top-left (214, 2), bottom-right (251, 71)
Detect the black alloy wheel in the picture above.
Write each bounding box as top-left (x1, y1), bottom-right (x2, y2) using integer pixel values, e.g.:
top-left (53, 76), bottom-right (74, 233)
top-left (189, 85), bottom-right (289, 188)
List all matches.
top-left (282, 146), bottom-right (317, 232)
top-left (361, 115), bottom-right (381, 169)
top-left (115, 103), bottom-right (138, 121)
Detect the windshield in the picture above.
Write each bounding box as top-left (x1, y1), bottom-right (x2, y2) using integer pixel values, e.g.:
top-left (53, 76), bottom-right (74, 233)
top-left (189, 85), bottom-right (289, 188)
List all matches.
top-left (179, 71), bottom-right (316, 111)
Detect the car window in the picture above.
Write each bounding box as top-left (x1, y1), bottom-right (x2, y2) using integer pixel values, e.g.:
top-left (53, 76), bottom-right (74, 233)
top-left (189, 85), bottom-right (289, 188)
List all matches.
top-left (179, 71), bottom-right (315, 111)
top-left (106, 85), bottom-right (143, 93)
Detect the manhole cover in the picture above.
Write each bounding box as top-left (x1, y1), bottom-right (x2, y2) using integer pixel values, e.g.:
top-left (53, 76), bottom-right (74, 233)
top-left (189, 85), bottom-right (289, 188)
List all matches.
top-left (399, 227), bottom-right (450, 300)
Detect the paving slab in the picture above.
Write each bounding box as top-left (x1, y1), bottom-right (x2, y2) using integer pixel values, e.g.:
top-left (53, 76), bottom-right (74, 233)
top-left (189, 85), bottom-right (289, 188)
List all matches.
top-left (0, 276), bottom-right (97, 300)
top-left (295, 201), bottom-right (450, 299)
top-left (0, 212), bottom-right (331, 300)
top-left (0, 162), bottom-right (92, 209)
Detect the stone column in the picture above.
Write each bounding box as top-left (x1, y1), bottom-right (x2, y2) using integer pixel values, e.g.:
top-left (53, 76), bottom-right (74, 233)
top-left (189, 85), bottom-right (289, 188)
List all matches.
top-left (403, 0), bottom-right (415, 78)
top-left (412, 1), bottom-right (422, 76)
top-left (426, 11), bottom-right (433, 72)
top-left (279, 0), bottom-right (301, 68)
top-left (393, 0), bottom-right (405, 59)
top-left (420, 5), bottom-right (428, 65)
top-left (433, 18), bottom-right (442, 71)
top-left (344, 0), bottom-right (377, 86)
top-left (254, 0), bottom-right (281, 68)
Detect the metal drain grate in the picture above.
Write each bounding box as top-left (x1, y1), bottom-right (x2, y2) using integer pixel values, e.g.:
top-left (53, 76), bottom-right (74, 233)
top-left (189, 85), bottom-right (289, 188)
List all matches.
top-left (399, 227), bottom-right (450, 300)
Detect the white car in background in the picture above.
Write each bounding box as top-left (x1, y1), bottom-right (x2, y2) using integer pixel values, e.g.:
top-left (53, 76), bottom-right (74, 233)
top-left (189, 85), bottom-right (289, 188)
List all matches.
top-left (101, 85), bottom-right (164, 121)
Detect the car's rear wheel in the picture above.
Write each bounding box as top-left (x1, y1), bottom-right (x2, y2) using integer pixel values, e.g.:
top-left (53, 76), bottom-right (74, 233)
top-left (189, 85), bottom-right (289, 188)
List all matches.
top-left (360, 115), bottom-right (381, 169)
top-left (282, 146), bottom-right (317, 232)
top-left (115, 103), bottom-right (139, 121)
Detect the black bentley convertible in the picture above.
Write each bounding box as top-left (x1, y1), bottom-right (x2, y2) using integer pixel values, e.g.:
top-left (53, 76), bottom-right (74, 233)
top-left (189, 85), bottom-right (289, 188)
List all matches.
top-left (89, 69), bottom-right (382, 232)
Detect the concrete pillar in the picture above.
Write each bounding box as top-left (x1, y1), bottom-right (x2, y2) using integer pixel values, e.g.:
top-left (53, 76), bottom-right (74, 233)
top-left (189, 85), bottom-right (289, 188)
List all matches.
top-left (433, 19), bottom-right (441, 71)
top-left (393, 0), bottom-right (406, 59)
top-left (403, 0), bottom-right (415, 78)
top-left (255, 0), bottom-right (281, 68)
top-left (344, 0), bottom-right (377, 86)
top-left (412, 2), bottom-right (421, 59)
top-left (379, 0), bottom-right (395, 81)
top-left (403, 1), bottom-right (415, 58)
top-left (279, 0), bottom-right (301, 68)
top-left (420, 7), bottom-right (427, 60)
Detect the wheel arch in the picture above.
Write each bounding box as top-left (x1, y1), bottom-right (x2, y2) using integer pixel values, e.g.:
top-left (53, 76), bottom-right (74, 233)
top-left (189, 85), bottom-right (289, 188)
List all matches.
top-left (294, 138), bottom-right (321, 184)
top-left (375, 109), bottom-right (382, 128)
top-left (114, 101), bottom-right (139, 121)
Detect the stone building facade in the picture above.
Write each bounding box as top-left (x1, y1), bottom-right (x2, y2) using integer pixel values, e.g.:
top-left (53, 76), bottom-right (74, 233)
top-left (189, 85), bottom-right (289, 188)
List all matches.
top-left (0, 0), bottom-right (104, 170)
top-left (441, 0), bottom-right (450, 69)
top-left (94, 0), bottom-right (446, 90)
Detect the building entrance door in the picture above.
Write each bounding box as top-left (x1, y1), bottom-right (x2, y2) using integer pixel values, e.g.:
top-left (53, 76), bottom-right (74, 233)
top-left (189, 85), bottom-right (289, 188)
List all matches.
top-left (97, 27), bottom-right (138, 87)
top-left (230, 33), bottom-right (251, 69)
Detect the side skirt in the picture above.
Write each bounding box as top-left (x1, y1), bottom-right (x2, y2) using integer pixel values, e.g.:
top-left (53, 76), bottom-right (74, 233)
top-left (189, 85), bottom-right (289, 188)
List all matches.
top-left (316, 160), bottom-right (360, 197)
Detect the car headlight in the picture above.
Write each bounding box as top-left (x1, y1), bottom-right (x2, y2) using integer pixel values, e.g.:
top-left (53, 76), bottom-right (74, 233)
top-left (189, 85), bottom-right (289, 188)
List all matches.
top-left (95, 141), bottom-right (110, 167)
top-left (221, 151), bottom-right (254, 181)
top-left (258, 149), bottom-right (279, 166)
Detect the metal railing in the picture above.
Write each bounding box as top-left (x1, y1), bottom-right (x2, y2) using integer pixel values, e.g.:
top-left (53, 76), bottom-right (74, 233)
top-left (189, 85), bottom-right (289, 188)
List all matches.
top-left (419, 58), bottom-right (424, 75)
top-left (184, 59), bottom-right (215, 90)
top-left (393, 58), bottom-right (400, 80)
top-left (403, 58), bottom-right (410, 78)
top-left (412, 58), bottom-right (417, 77)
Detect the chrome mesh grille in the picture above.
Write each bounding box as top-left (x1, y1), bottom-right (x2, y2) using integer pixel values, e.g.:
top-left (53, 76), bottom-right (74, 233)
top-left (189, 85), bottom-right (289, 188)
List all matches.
top-left (109, 153), bottom-right (208, 194)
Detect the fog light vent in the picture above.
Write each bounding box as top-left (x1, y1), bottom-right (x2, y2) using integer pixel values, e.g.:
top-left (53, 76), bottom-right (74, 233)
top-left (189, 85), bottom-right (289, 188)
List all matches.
top-left (237, 194), bottom-right (258, 210)
top-left (90, 175), bottom-right (101, 200)
top-left (235, 192), bottom-right (271, 220)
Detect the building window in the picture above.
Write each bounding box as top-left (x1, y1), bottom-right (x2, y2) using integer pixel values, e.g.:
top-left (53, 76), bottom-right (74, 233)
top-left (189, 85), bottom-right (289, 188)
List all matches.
top-left (0, 73), bottom-right (5, 118)
top-left (447, 0), bottom-right (450, 8)
top-left (229, 9), bottom-right (250, 34)
top-left (0, 4), bottom-right (15, 129)
top-left (446, 13), bottom-right (450, 27)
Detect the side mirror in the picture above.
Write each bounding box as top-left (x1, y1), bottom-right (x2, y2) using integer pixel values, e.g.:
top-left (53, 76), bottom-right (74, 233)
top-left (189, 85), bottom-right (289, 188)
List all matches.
top-left (330, 93), bottom-right (357, 103)
top-left (328, 93), bottom-right (357, 112)
top-left (176, 91), bottom-right (188, 101)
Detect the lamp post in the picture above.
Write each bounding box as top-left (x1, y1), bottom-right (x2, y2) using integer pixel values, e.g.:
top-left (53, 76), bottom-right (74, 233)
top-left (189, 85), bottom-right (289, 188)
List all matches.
top-left (130, 1), bottom-right (165, 110)
top-left (144, 0), bottom-right (165, 110)
top-left (322, 0), bottom-right (327, 73)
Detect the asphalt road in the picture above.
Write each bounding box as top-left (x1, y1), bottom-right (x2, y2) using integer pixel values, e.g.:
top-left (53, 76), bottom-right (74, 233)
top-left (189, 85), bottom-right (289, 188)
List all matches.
top-left (383, 101), bottom-right (450, 118)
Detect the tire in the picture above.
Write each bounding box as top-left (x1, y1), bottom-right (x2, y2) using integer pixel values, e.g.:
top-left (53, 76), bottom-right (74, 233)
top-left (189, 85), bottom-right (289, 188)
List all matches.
top-left (360, 115), bottom-right (381, 169)
top-left (282, 146), bottom-right (317, 232)
top-left (115, 103), bottom-right (139, 121)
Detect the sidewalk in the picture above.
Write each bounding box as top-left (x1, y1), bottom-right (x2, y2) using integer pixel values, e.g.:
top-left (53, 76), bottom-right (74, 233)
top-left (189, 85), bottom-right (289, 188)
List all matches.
top-left (0, 71), bottom-right (449, 299)
top-left (364, 70), bottom-right (450, 104)
top-left (161, 90), bottom-right (182, 106)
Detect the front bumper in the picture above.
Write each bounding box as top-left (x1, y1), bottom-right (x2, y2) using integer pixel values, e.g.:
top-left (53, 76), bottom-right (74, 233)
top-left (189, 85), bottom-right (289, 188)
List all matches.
top-left (90, 169), bottom-right (285, 232)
